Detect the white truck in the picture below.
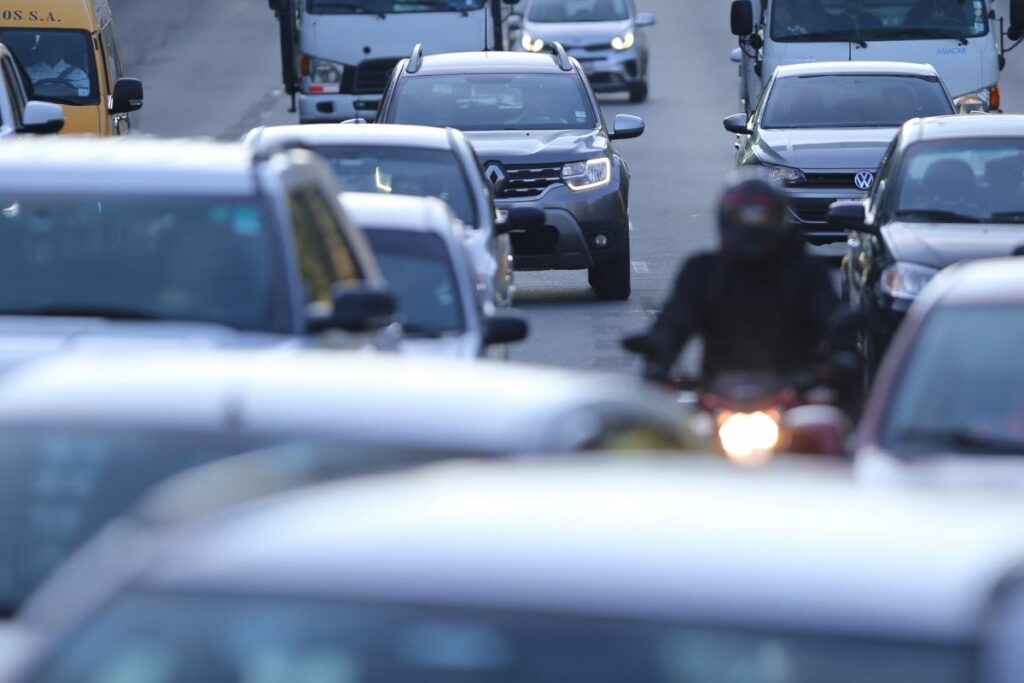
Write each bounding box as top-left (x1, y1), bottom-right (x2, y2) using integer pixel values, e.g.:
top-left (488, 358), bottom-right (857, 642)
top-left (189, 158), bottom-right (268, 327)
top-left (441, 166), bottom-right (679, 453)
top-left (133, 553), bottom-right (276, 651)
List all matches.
top-left (270, 0), bottom-right (521, 123)
top-left (729, 0), bottom-right (1024, 114)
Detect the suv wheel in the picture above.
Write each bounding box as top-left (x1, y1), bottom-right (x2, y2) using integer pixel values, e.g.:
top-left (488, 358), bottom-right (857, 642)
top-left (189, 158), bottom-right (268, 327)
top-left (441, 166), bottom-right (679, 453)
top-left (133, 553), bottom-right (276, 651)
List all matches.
top-left (628, 82), bottom-right (648, 104)
top-left (589, 241), bottom-right (631, 300)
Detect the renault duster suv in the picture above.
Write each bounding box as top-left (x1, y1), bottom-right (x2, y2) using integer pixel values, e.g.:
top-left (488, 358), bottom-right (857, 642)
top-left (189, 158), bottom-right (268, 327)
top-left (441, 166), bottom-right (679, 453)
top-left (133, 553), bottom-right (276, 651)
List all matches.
top-left (378, 44), bottom-right (644, 300)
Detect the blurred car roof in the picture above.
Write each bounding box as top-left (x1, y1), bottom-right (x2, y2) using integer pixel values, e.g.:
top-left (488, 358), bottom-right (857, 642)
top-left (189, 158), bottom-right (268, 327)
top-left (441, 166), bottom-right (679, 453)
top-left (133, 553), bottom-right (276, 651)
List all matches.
top-left (900, 114), bottom-right (1024, 144)
top-left (245, 123), bottom-right (457, 151)
top-left (339, 192), bottom-right (465, 239)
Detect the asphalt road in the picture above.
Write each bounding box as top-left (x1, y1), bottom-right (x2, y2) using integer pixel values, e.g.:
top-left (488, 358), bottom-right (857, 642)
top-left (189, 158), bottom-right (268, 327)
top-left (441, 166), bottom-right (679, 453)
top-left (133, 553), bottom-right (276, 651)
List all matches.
top-left (109, 0), bottom-right (1024, 373)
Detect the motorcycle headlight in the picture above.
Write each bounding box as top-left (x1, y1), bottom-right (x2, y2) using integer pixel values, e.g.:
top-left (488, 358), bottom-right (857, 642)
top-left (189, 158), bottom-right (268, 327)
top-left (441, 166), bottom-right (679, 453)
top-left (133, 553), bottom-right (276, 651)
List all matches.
top-left (521, 33), bottom-right (545, 52)
top-left (306, 56), bottom-right (347, 92)
top-left (880, 262), bottom-right (939, 301)
top-left (718, 411), bottom-right (780, 466)
top-left (954, 86), bottom-right (999, 114)
top-left (611, 31), bottom-right (636, 50)
top-left (757, 162), bottom-right (806, 186)
top-left (562, 158), bottom-right (612, 192)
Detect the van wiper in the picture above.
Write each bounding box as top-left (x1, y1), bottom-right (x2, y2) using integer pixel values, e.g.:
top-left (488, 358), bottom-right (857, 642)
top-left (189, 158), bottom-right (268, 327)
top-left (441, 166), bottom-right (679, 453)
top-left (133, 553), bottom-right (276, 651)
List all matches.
top-left (785, 31), bottom-right (867, 48)
top-left (312, 1), bottom-right (386, 18)
top-left (896, 427), bottom-right (1024, 455)
top-left (402, 0), bottom-right (469, 15)
top-left (988, 211), bottom-right (1024, 223)
top-left (894, 208), bottom-right (980, 223)
top-left (0, 305), bottom-right (161, 320)
top-left (875, 27), bottom-right (968, 45)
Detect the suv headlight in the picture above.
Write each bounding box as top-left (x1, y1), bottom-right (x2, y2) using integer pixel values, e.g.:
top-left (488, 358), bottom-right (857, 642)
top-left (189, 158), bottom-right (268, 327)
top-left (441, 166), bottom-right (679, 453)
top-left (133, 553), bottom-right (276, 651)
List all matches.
top-left (611, 31), bottom-right (636, 50)
top-left (305, 56), bottom-right (347, 92)
top-left (563, 158), bottom-right (612, 192)
top-left (880, 262), bottom-right (939, 301)
top-left (521, 33), bottom-right (545, 52)
top-left (755, 162), bottom-right (806, 186)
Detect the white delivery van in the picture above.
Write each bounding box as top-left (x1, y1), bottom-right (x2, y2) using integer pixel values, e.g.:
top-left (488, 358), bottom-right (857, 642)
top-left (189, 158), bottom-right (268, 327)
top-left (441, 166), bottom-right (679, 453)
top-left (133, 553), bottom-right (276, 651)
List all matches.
top-left (271, 0), bottom-right (521, 123)
top-left (729, 0), bottom-right (1024, 114)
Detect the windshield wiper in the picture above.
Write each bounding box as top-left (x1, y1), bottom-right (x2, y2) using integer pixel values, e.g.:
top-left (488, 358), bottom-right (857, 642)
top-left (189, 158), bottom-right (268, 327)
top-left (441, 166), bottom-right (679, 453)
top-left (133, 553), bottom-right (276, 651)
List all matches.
top-left (400, 0), bottom-right (469, 14)
top-left (401, 324), bottom-right (447, 339)
top-left (784, 31), bottom-right (867, 48)
top-left (896, 427), bottom-right (1024, 456)
top-left (894, 208), bottom-right (980, 223)
top-left (873, 27), bottom-right (968, 45)
top-left (0, 305), bottom-right (161, 320)
top-left (989, 211), bottom-right (1024, 223)
top-left (312, 1), bottom-right (386, 18)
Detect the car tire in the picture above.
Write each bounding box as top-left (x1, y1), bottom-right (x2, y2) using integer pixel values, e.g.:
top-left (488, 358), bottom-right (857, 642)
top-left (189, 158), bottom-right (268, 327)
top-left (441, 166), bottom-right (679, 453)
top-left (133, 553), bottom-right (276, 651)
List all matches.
top-left (589, 242), bottom-right (631, 300)
top-left (628, 82), bottom-right (648, 104)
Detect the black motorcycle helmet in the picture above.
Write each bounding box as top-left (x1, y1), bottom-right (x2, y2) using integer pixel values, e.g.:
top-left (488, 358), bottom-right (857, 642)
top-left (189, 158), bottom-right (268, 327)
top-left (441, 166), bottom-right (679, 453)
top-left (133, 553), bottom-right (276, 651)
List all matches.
top-left (717, 169), bottom-right (794, 262)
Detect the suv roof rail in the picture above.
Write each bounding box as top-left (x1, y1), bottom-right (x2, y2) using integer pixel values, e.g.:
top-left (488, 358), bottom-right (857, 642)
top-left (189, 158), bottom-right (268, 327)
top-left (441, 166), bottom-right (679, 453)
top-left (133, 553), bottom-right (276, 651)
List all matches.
top-left (408, 43), bottom-right (424, 74)
top-left (549, 42), bottom-right (572, 72)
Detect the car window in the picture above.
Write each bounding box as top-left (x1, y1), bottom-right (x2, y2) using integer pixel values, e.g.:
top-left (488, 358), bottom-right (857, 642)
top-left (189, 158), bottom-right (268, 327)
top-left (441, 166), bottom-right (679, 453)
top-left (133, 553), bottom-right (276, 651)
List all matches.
top-left (307, 0), bottom-right (487, 15)
top-left (288, 186), bottom-right (361, 305)
top-left (0, 194), bottom-right (289, 333)
top-left (528, 0), bottom-right (631, 22)
top-left (0, 56), bottom-right (21, 128)
top-left (868, 136), bottom-right (900, 215)
top-left (34, 592), bottom-right (973, 683)
top-left (770, 0), bottom-right (988, 42)
top-left (892, 138), bottom-right (1024, 223)
top-left (0, 29), bottom-right (100, 106)
top-left (761, 75), bottom-right (952, 129)
top-left (389, 73), bottom-right (597, 132)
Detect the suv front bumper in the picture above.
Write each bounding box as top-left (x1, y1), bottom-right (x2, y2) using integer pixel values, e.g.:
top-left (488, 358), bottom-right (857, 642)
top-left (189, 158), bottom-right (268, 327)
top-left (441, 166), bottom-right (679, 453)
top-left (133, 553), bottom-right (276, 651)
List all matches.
top-left (569, 47), bottom-right (645, 94)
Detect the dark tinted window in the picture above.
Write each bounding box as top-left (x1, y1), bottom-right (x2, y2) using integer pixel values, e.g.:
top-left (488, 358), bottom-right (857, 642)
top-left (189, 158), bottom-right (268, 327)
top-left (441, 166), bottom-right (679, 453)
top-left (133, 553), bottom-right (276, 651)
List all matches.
top-left (0, 195), bottom-right (289, 333)
top-left (364, 229), bottom-right (465, 336)
top-left (528, 0), bottom-right (630, 22)
top-left (390, 73), bottom-right (597, 131)
top-left (770, 0), bottom-right (988, 42)
top-left (761, 75), bottom-right (952, 128)
top-left (0, 29), bottom-right (100, 106)
top-left (35, 592), bottom-right (972, 683)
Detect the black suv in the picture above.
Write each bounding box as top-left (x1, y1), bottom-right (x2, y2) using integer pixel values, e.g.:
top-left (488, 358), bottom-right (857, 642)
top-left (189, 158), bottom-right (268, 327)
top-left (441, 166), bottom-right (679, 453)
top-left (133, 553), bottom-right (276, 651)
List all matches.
top-left (378, 44), bottom-right (645, 300)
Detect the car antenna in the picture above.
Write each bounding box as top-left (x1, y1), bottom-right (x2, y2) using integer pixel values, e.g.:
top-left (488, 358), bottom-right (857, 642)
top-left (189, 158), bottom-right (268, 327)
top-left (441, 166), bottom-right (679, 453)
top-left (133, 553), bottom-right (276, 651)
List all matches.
top-left (408, 43), bottom-right (424, 74)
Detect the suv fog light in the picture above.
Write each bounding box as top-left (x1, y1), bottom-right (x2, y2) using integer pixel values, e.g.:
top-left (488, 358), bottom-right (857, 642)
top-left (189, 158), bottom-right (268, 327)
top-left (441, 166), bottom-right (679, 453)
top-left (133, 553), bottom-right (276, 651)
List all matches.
top-left (594, 234), bottom-right (609, 248)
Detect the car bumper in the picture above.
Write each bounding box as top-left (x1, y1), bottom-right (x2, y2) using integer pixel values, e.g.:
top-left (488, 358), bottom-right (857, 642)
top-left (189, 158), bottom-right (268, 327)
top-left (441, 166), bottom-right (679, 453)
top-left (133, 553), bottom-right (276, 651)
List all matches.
top-left (496, 181), bottom-right (628, 271)
top-left (787, 187), bottom-right (866, 244)
top-left (569, 47), bottom-right (644, 92)
top-left (297, 93), bottom-right (381, 123)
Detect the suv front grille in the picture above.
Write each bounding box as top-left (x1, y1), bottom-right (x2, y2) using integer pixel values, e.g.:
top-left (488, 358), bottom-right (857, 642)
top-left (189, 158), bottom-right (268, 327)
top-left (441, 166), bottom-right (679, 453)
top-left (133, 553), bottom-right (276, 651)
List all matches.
top-left (497, 163), bottom-right (564, 199)
top-left (354, 58), bottom-right (400, 94)
top-left (803, 172), bottom-right (858, 188)
top-left (790, 197), bottom-right (834, 224)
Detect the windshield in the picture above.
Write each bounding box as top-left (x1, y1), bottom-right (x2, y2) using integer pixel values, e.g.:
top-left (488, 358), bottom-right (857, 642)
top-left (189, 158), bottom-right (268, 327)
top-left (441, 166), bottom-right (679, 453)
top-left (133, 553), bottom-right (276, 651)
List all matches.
top-left (0, 195), bottom-right (289, 333)
top-left (893, 139), bottom-right (1024, 223)
top-left (389, 73), bottom-right (597, 131)
top-left (528, 0), bottom-right (631, 22)
top-left (770, 0), bottom-right (988, 41)
top-left (761, 75), bottom-right (952, 128)
top-left (307, 0), bottom-right (486, 14)
top-left (363, 229), bottom-right (466, 336)
top-left (883, 306), bottom-right (1024, 455)
top-left (0, 29), bottom-right (99, 106)
top-left (312, 146), bottom-right (476, 226)
top-left (34, 592), bottom-right (972, 682)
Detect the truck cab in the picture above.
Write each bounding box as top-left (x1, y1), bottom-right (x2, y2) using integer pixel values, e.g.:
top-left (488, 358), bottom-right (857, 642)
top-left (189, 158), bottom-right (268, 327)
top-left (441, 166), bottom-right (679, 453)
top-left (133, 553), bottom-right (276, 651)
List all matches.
top-left (0, 0), bottom-right (142, 135)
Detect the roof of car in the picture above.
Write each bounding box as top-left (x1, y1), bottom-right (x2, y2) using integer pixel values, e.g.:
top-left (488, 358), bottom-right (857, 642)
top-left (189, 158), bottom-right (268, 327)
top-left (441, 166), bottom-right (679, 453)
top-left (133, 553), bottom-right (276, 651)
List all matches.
top-left (901, 114), bottom-right (1024, 143)
top-left (412, 50), bottom-right (568, 75)
top-left (338, 193), bottom-right (463, 238)
top-left (0, 350), bottom-right (683, 453)
top-left (247, 123), bottom-right (455, 152)
top-left (132, 458), bottom-right (1024, 641)
top-left (774, 60), bottom-right (940, 78)
top-left (919, 257), bottom-right (1024, 308)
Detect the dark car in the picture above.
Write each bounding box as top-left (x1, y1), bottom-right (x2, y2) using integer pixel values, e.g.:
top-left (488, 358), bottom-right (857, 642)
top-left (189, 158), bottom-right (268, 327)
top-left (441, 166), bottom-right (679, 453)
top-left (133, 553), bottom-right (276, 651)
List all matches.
top-left (378, 44), bottom-right (645, 300)
top-left (724, 61), bottom-right (954, 245)
top-left (828, 115), bottom-right (1024, 378)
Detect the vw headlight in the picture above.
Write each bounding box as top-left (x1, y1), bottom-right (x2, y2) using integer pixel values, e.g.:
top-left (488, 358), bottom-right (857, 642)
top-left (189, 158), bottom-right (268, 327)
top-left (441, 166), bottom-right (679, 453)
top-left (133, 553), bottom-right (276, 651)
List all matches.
top-left (305, 56), bottom-right (347, 93)
top-left (611, 31), bottom-right (636, 50)
top-left (758, 162), bottom-right (806, 186)
top-left (562, 158), bottom-right (612, 192)
top-left (880, 262), bottom-right (938, 301)
top-left (521, 33), bottom-right (545, 52)
top-left (954, 86), bottom-right (999, 114)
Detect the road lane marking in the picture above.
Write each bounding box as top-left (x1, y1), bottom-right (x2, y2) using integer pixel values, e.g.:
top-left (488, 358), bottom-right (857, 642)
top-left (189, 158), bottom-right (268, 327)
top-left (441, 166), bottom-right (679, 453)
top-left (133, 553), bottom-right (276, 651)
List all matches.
top-left (631, 261), bottom-right (649, 274)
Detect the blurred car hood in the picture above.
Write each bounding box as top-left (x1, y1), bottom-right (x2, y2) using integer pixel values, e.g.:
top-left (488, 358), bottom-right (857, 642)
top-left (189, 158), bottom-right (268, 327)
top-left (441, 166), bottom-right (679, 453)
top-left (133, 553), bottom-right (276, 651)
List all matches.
top-left (756, 127), bottom-right (896, 170)
top-left (465, 128), bottom-right (608, 165)
top-left (883, 222), bottom-right (1024, 269)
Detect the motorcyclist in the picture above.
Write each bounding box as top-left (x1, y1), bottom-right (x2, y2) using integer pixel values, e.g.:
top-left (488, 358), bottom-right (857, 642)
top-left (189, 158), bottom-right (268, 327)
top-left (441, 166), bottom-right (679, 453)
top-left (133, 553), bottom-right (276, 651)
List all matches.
top-left (623, 169), bottom-right (850, 398)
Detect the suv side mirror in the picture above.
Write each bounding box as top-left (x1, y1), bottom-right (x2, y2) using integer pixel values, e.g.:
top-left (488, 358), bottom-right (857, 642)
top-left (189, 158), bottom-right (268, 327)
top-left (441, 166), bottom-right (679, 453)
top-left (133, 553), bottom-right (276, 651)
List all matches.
top-left (635, 12), bottom-right (656, 27)
top-left (499, 206), bottom-right (545, 234)
top-left (483, 315), bottom-right (529, 346)
top-left (610, 113), bottom-right (645, 140)
top-left (723, 113), bottom-right (750, 134)
top-left (110, 78), bottom-right (144, 114)
top-left (827, 200), bottom-right (875, 234)
top-left (507, 13), bottom-right (523, 30)
top-left (20, 101), bottom-right (64, 134)
top-left (1010, 0), bottom-right (1024, 40)
top-left (783, 405), bottom-right (850, 458)
top-left (731, 0), bottom-right (754, 36)
top-left (308, 283), bottom-right (396, 333)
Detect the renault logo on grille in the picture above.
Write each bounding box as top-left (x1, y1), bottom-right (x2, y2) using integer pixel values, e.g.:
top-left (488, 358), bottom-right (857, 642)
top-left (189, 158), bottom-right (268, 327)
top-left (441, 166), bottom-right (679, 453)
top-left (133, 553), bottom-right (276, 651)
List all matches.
top-left (854, 170), bottom-right (875, 191)
top-left (484, 163), bottom-right (508, 194)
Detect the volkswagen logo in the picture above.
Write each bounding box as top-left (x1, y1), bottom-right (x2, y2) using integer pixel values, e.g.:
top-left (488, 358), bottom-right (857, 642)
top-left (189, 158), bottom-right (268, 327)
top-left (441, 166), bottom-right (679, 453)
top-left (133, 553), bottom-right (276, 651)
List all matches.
top-left (484, 163), bottom-right (508, 194)
top-left (854, 170), bottom-right (875, 191)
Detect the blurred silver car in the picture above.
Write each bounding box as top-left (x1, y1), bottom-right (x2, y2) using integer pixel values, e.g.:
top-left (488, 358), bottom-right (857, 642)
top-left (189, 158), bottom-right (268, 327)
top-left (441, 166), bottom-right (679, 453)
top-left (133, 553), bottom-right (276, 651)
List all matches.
top-left (7, 458), bottom-right (1024, 681)
top-left (340, 193), bottom-right (529, 359)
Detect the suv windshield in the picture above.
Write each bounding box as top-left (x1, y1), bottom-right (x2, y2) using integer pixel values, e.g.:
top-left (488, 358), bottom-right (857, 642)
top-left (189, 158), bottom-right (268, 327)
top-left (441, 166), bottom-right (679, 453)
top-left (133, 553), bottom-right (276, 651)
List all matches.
top-left (882, 306), bottom-right (1024, 455)
top-left (761, 75), bottom-right (952, 128)
top-left (390, 73), bottom-right (597, 131)
top-left (308, 0), bottom-right (486, 14)
top-left (0, 195), bottom-right (289, 333)
top-left (363, 229), bottom-right (465, 337)
top-left (307, 146), bottom-right (476, 226)
top-left (0, 29), bottom-right (99, 106)
top-left (894, 138), bottom-right (1024, 223)
top-left (770, 0), bottom-right (987, 42)
top-left (528, 0), bottom-right (631, 22)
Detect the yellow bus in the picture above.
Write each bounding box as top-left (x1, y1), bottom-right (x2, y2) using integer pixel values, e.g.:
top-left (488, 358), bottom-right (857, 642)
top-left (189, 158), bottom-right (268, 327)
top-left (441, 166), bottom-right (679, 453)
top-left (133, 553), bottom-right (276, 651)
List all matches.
top-left (0, 0), bottom-right (142, 135)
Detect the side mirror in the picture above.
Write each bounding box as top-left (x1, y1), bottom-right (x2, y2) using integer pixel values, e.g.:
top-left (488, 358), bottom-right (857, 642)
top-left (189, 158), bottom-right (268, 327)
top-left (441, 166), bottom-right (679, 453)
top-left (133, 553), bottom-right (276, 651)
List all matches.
top-left (610, 113), bottom-right (645, 141)
top-left (722, 113), bottom-right (750, 134)
top-left (635, 12), bottom-right (656, 28)
top-left (507, 13), bottom-right (523, 31)
top-left (499, 206), bottom-right (545, 235)
top-left (20, 101), bottom-right (64, 134)
top-left (731, 0), bottom-right (754, 36)
top-left (783, 405), bottom-right (850, 458)
top-left (827, 200), bottom-right (875, 234)
top-left (110, 78), bottom-right (144, 114)
top-left (483, 315), bottom-right (529, 346)
top-left (307, 283), bottom-right (396, 333)
top-left (1010, 0), bottom-right (1024, 40)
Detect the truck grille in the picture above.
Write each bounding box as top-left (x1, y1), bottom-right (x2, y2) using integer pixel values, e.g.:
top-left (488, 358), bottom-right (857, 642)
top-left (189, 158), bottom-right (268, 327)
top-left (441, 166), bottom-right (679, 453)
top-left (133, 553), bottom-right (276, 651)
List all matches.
top-left (497, 163), bottom-right (564, 199)
top-left (354, 58), bottom-right (400, 94)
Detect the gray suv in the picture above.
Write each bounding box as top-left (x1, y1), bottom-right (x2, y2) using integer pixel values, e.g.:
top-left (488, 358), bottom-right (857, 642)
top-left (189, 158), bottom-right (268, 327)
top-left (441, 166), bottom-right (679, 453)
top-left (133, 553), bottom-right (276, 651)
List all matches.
top-left (378, 44), bottom-right (644, 300)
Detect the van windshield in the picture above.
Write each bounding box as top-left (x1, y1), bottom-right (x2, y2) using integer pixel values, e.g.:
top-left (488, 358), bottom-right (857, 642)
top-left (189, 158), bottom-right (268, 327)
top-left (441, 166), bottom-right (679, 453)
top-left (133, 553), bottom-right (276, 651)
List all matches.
top-left (528, 0), bottom-right (631, 22)
top-left (0, 29), bottom-right (99, 105)
top-left (770, 0), bottom-right (987, 42)
top-left (307, 0), bottom-right (486, 14)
